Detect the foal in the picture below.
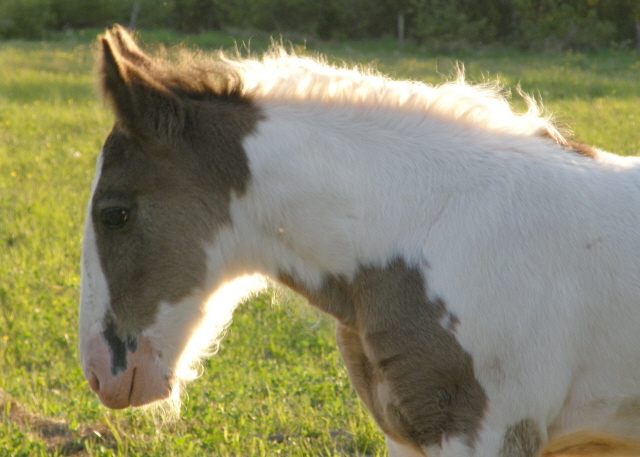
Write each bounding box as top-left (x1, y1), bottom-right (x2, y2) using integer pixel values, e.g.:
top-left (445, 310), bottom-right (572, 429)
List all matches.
top-left (80, 26), bottom-right (640, 456)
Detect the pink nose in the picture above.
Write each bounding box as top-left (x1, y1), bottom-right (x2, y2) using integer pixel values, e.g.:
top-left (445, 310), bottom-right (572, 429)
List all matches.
top-left (82, 332), bottom-right (172, 409)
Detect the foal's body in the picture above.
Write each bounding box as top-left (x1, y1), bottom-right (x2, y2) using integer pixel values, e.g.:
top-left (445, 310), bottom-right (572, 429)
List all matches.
top-left (242, 97), bottom-right (640, 454)
top-left (80, 26), bottom-right (640, 456)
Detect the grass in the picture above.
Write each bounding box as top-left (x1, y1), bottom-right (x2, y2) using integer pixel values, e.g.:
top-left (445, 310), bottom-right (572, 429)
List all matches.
top-left (0, 29), bottom-right (639, 456)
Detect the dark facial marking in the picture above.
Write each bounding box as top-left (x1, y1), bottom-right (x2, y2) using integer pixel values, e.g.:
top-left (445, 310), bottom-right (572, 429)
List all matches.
top-left (500, 418), bottom-right (543, 457)
top-left (281, 258), bottom-right (488, 448)
top-left (102, 319), bottom-right (139, 376)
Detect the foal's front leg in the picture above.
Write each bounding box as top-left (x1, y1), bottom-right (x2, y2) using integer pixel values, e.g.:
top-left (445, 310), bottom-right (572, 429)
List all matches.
top-left (335, 323), bottom-right (426, 456)
top-left (335, 323), bottom-right (547, 457)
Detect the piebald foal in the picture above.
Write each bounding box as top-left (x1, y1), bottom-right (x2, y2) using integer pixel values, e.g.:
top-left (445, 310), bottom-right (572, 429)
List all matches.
top-left (80, 26), bottom-right (640, 456)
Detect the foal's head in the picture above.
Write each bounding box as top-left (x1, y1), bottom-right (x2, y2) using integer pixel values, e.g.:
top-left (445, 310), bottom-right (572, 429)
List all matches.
top-left (79, 26), bottom-right (260, 409)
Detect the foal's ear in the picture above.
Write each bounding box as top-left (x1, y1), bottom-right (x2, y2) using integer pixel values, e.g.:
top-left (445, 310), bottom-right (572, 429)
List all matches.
top-left (106, 24), bottom-right (153, 69)
top-left (98, 26), bottom-right (185, 140)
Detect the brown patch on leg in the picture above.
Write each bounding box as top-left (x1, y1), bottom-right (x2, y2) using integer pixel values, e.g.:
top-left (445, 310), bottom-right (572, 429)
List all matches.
top-left (352, 259), bottom-right (487, 447)
top-left (500, 418), bottom-right (543, 457)
top-left (336, 323), bottom-right (416, 447)
top-left (288, 258), bottom-right (488, 449)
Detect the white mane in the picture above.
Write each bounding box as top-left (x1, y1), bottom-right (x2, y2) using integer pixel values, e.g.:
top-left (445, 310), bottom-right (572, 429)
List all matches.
top-left (225, 48), bottom-right (566, 143)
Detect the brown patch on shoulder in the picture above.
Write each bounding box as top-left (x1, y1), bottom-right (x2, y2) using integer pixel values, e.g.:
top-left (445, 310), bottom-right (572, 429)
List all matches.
top-left (279, 273), bottom-right (355, 325)
top-left (92, 27), bottom-right (261, 338)
top-left (500, 418), bottom-right (543, 457)
top-left (281, 258), bottom-right (488, 449)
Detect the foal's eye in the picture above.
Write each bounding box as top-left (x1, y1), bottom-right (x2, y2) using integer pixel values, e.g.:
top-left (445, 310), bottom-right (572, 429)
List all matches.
top-left (101, 207), bottom-right (130, 230)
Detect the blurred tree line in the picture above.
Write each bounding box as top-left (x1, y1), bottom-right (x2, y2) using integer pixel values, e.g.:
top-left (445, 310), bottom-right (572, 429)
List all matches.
top-left (1, 0), bottom-right (639, 51)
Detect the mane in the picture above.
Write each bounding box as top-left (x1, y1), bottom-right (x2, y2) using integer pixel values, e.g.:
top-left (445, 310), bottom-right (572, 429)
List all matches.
top-left (118, 39), bottom-right (566, 144)
top-left (221, 47), bottom-right (567, 143)
top-left (128, 49), bottom-right (245, 101)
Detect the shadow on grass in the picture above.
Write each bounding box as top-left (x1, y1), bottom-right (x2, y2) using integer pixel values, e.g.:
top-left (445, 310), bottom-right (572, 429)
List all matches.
top-left (0, 388), bottom-right (117, 456)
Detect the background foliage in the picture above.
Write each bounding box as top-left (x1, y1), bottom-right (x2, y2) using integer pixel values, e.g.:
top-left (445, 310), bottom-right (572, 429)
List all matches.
top-left (0, 0), bottom-right (639, 51)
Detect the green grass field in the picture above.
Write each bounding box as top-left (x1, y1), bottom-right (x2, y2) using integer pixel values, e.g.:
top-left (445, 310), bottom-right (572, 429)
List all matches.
top-left (1, 29), bottom-right (639, 456)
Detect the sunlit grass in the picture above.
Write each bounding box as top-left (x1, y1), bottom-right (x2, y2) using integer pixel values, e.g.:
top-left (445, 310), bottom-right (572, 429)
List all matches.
top-left (0, 32), bottom-right (638, 456)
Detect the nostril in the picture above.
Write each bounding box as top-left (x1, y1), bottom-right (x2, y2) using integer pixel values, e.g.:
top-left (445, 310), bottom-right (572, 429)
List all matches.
top-left (88, 371), bottom-right (100, 393)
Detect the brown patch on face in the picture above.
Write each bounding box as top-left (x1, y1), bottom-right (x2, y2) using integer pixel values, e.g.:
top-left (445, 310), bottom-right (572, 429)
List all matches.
top-left (92, 26), bottom-right (261, 337)
top-left (500, 418), bottom-right (542, 457)
top-left (281, 258), bottom-right (488, 448)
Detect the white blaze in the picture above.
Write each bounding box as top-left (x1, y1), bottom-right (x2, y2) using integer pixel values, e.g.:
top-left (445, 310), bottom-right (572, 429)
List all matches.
top-left (79, 152), bottom-right (110, 371)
